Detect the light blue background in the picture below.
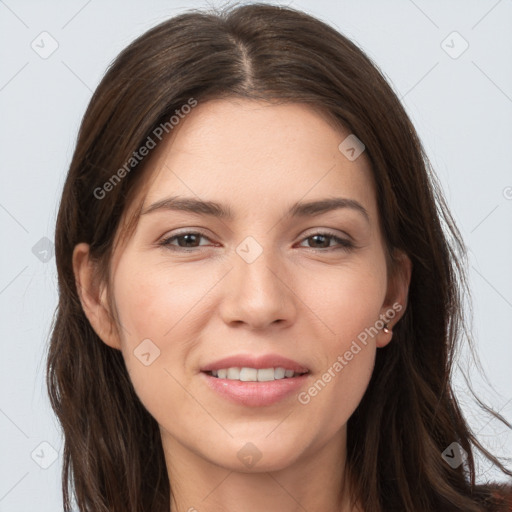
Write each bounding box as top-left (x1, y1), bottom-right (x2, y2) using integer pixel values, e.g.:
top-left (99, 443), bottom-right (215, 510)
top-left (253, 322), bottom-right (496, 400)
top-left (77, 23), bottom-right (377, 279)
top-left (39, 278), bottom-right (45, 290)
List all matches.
top-left (1, 0), bottom-right (511, 510)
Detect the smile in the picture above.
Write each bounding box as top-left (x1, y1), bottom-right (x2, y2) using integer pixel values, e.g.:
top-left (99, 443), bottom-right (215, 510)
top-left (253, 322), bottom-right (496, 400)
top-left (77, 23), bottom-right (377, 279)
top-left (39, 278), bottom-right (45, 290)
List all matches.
top-left (206, 367), bottom-right (308, 381)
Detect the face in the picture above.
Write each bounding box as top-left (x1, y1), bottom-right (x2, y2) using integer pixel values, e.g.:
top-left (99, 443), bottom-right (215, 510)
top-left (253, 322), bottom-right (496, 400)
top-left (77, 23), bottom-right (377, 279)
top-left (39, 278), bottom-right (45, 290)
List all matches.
top-left (77, 98), bottom-right (409, 474)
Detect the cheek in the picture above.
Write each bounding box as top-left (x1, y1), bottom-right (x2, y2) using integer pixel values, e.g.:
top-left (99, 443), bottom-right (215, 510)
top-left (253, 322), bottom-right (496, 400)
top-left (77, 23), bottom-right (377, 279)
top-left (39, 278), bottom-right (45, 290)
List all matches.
top-left (293, 257), bottom-right (386, 426)
top-left (110, 270), bottom-right (193, 427)
top-left (297, 255), bottom-right (387, 339)
top-left (298, 327), bottom-right (377, 442)
top-left (112, 257), bottom-right (211, 344)
top-left (109, 255), bottom-right (217, 413)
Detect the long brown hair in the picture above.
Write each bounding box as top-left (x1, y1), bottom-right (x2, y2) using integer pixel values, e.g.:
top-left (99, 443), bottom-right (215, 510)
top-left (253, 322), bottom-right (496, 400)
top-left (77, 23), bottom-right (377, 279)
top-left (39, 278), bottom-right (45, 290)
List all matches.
top-left (46, 3), bottom-right (512, 511)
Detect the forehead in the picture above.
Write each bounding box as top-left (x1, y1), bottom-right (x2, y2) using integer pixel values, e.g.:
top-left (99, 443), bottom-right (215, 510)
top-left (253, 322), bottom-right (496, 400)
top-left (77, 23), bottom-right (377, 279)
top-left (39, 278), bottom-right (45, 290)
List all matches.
top-left (137, 99), bottom-right (377, 220)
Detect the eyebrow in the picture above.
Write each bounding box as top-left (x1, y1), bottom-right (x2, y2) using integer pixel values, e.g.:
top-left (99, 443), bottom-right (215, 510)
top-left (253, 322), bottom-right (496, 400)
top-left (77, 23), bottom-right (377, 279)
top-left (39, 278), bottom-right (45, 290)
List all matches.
top-left (141, 196), bottom-right (370, 223)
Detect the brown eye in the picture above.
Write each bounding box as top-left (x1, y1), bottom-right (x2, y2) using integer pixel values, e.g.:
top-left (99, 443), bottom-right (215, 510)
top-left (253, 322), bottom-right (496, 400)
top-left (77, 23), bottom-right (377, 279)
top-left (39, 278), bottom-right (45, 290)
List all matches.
top-left (299, 232), bottom-right (354, 251)
top-left (160, 231), bottom-right (211, 250)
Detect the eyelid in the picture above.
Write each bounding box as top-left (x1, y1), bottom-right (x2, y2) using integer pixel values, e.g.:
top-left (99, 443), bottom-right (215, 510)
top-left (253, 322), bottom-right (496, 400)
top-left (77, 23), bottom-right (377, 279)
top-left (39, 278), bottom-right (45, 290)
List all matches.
top-left (158, 228), bottom-right (355, 252)
top-left (299, 227), bottom-right (354, 242)
top-left (158, 229), bottom-right (213, 247)
top-left (296, 230), bottom-right (355, 251)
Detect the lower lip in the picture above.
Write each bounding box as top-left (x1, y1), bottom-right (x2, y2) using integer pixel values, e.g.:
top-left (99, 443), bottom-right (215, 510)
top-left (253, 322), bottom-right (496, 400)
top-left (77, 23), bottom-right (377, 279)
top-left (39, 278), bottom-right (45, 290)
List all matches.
top-left (201, 372), bottom-right (309, 407)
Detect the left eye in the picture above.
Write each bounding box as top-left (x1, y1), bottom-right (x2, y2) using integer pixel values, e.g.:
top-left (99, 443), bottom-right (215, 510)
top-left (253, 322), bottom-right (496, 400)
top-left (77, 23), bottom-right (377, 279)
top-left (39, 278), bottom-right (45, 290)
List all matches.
top-left (159, 232), bottom-right (212, 250)
top-left (159, 231), bottom-right (353, 251)
top-left (298, 232), bottom-right (353, 251)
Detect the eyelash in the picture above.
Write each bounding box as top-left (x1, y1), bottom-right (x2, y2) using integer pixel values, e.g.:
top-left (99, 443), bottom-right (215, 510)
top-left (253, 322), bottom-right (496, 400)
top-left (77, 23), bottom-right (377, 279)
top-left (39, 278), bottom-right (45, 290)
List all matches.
top-left (158, 230), bottom-right (355, 252)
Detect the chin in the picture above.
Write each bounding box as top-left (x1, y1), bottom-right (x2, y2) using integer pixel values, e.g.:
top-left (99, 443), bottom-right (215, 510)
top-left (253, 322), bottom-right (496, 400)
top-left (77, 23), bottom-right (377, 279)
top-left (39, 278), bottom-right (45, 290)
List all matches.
top-left (202, 434), bottom-right (309, 473)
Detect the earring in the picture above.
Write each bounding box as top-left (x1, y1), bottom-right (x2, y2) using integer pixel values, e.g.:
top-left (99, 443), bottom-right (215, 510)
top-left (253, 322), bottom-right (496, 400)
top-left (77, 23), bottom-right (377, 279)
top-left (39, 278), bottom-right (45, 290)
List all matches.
top-left (383, 323), bottom-right (391, 334)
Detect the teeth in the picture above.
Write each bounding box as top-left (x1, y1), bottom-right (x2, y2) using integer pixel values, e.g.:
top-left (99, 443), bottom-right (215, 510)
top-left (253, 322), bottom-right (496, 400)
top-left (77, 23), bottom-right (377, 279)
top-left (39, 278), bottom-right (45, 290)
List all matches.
top-left (257, 368), bottom-right (275, 381)
top-left (240, 367), bottom-right (258, 381)
top-left (227, 367), bottom-right (240, 379)
top-left (274, 367), bottom-right (285, 379)
top-left (209, 366), bottom-right (305, 381)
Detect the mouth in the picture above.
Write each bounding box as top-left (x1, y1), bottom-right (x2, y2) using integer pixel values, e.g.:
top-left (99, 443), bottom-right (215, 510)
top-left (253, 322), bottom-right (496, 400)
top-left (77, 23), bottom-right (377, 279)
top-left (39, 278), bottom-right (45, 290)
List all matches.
top-left (204, 367), bottom-right (309, 381)
top-left (200, 354), bottom-right (311, 407)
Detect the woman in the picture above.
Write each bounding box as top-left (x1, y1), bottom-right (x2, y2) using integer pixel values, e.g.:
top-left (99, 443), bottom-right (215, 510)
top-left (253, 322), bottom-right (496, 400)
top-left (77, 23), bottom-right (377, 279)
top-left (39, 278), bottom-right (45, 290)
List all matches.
top-left (46, 3), bottom-right (512, 511)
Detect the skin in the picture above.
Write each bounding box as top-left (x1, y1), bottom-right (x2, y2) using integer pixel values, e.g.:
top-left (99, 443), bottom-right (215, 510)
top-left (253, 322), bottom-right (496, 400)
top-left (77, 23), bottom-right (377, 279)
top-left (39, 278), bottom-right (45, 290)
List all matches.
top-left (74, 98), bottom-right (411, 512)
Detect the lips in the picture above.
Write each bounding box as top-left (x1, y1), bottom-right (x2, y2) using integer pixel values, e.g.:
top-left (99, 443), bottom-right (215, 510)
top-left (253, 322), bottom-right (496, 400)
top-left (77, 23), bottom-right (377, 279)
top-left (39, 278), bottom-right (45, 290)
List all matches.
top-left (200, 353), bottom-right (310, 407)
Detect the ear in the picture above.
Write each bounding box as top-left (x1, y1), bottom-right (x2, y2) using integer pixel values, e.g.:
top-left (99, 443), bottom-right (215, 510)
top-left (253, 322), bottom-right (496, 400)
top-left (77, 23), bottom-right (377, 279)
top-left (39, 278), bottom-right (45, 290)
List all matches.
top-left (376, 250), bottom-right (412, 348)
top-left (72, 242), bottom-right (122, 350)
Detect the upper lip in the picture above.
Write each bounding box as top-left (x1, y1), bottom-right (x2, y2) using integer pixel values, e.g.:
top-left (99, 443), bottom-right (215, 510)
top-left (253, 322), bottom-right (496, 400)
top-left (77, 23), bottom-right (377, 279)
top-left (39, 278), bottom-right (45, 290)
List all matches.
top-left (200, 354), bottom-right (309, 373)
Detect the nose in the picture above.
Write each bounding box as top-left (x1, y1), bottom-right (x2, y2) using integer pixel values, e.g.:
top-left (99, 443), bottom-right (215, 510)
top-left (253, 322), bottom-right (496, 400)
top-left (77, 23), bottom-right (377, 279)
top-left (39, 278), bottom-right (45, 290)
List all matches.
top-left (218, 243), bottom-right (297, 331)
